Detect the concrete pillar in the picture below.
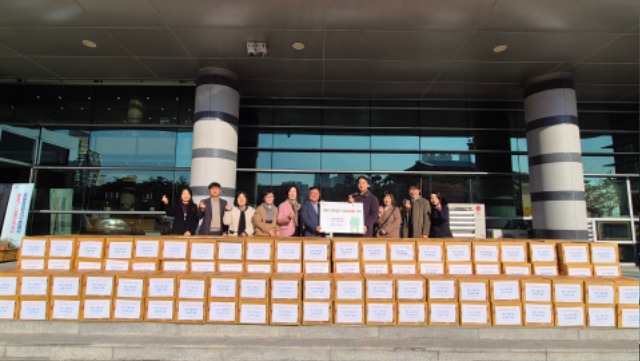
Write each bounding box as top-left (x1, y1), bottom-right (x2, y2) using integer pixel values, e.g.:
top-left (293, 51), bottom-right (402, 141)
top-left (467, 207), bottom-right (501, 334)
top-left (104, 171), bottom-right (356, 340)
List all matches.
top-left (191, 67), bottom-right (240, 204)
top-left (523, 73), bottom-right (588, 240)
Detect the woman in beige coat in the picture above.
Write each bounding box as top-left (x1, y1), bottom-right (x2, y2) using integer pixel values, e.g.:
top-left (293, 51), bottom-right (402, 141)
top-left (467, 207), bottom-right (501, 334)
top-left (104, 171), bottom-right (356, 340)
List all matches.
top-left (376, 192), bottom-right (402, 238)
top-left (253, 190), bottom-right (281, 237)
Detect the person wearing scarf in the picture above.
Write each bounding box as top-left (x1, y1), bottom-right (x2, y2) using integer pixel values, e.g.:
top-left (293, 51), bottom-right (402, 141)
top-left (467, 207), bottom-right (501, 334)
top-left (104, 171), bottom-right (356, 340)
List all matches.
top-left (253, 190), bottom-right (281, 237)
top-left (223, 191), bottom-right (255, 237)
top-left (277, 185), bottom-right (301, 237)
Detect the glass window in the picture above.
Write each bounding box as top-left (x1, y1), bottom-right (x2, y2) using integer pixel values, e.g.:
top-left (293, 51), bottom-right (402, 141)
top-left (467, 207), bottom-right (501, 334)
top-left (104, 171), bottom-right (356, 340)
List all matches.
top-left (273, 132), bottom-right (321, 149)
top-left (582, 135), bottom-right (615, 153)
top-left (89, 130), bottom-right (177, 167)
top-left (419, 153), bottom-right (476, 171)
top-left (176, 131), bottom-right (192, 167)
top-left (585, 177), bottom-right (630, 217)
top-left (421, 132), bottom-right (474, 151)
top-left (273, 109), bottom-right (321, 126)
top-left (511, 137), bottom-right (528, 152)
top-left (272, 152), bottom-right (320, 170)
top-left (323, 109), bottom-right (369, 127)
top-left (93, 87), bottom-right (180, 125)
top-left (371, 110), bottom-right (418, 127)
top-left (0, 126), bottom-right (36, 164)
top-left (322, 153), bottom-right (370, 171)
top-left (28, 213), bottom-right (171, 236)
top-left (371, 153), bottom-right (419, 171)
top-left (323, 132), bottom-right (369, 150)
top-left (371, 134), bottom-right (419, 150)
top-left (511, 155), bottom-right (529, 173)
top-left (238, 150), bottom-right (271, 169)
top-left (419, 110), bottom-right (469, 128)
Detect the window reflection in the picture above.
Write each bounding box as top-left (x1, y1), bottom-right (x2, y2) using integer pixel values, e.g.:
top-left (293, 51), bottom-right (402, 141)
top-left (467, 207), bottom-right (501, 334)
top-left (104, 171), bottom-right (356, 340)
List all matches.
top-left (323, 133), bottom-right (369, 150)
top-left (89, 130), bottom-right (177, 167)
top-left (322, 153), bottom-right (370, 171)
top-left (371, 153), bottom-right (419, 171)
top-left (371, 134), bottom-right (419, 150)
top-left (273, 132), bottom-right (321, 149)
top-left (273, 152), bottom-right (320, 170)
top-left (175, 131), bottom-right (192, 167)
top-left (585, 177), bottom-right (630, 217)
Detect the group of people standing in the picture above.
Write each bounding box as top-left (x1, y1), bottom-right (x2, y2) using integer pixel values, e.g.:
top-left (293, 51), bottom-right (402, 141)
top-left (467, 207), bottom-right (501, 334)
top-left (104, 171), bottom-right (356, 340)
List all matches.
top-left (161, 177), bottom-right (452, 239)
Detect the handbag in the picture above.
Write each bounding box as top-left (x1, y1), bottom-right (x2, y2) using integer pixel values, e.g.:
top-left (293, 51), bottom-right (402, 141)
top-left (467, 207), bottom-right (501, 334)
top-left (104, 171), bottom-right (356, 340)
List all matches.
top-left (376, 206), bottom-right (397, 237)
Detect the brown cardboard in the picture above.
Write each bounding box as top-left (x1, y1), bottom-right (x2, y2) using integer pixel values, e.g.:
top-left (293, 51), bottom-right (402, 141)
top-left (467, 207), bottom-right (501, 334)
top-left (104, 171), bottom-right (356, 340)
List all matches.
top-left (239, 273), bottom-right (271, 300)
top-left (207, 299), bottom-right (237, 324)
top-left (558, 242), bottom-right (590, 264)
top-left (499, 241), bottom-right (528, 263)
top-left (50, 271), bottom-right (83, 298)
top-left (133, 238), bottom-right (160, 259)
top-left (362, 261), bottom-right (390, 275)
top-left (303, 274), bottom-right (333, 301)
top-left (245, 261), bottom-right (273, 274)
top-left (18, 297), bottom-right (49, 321)
top-left (523, 302), bottom-right (554, 326)
top-left (303, 261), bottom-right (331, 274)
top-left (19, 237), bottom-right (48, 259)
top-left (303, 240), bottom-right (331, 262)
top-left (532, 262), bottom-right (559, 276)
top-left (76, 238), bottom-right (105, 259)
top-left (584, 279), bottom-right (617, 305)
top-left (216, 261), bottom-right (244, 273)
top-left (104, 259), bottom-right (131, 271)
top-left (617, 304), bottom-right (639, 328)
top-left (50, 298), bottom-right (81, 321)
top-left (446, 262), bottom-right (473, 275)
top-left (333, 300), bottom-right (364, 325)
top-left (491, 301), bottom-right (523, 326)
top-left (614, 277), bottom-right (640, 305)
top-left (425, 275), bottom-right (458, 301)
top-left (238, 300), bottom-right (269, 325)
top-left (428, 301), bottom-right (459, 325)
top-left (161, 238), bottom-right (189, 260)
top-left (75, 258), bottom-right (103, 271)
top-left (589, 243), bottom-right (619, 264)
top-left (105, 238), bottom-right (134, 259)
top-left (0, 298), bottom-right (17, 320)
top-left (177, 274), bottom-right (207, 300)
top-left (217, 239), bottom-right (245, 261)
top-left (396, 301), bottom-right (428, 325)
top-left (147, 272), bottom-right (177, 298)
top-left (528, 241), bottom-right (558, 263)
top-left (457, 276), bottom-right (489, 302)
top-left (460, 301), bottom-right (491, 326)
top-left (502, 262), bottom-right (532, 275)
top-left (473, 262), bottom-right (501, 275)
top-left (521, 277), bottom-right (552, 303)
top-left (46, 258), bottom-right (73, 270)
top-left (131, 259), bottom-right (160, 271)
top-left (416, 241), bottom-right (444, 262)
top-left (334, 274), bottom-right (364, 301)
top-left (365, 300), bottom-right (396, 325)
top-left (389, 241), bottom-right (416, 262)
top-left (175, 299), bottom-right (205, 323)
top-left (275, 261), bottom-right (302, 273)
top-left (47, 237), bottom-right (76, 259)
top-left (554, 303), bottom-right (586, 327)
top-left (361, 240), bottom-right (389, 262)
top-left (586, 304), bottom-right (617, 327)
top-left (245, 239), bottom-right (274, 262)
top-left (115, 273), bottom-right (146, 299)
top-left (19, 272), bottom-right (50, 297)
top-left (390, 261), bottom-right (417, 275)
top-left (593, 264), bottom-right (622, 277)
top-left (17, 258), bottom-right (45, 270)
top-left (0, 271), bottom-right (19, 298)
top-left (208, 273), bottom-right (241, 300)
top-left (332, 239), bottom-right (360, 261)
top-left (189, 239), bottom-right (217, 261)
top-left (275, 240), bottom-right (303, 262)
top-left (489, 277), bottom-right (521, 302)
top-left (271, 273), bottom-right (302, 300)
top-left (561, 263), bottom-right (593, 277)
top-left (83, 272), bottom-right (116, 298)
top-left (365, 275), bottom-right (395, 301)
top-left (418, 262), bottom-right (445, 275)
top-left (395, 275), bottom-right (426, 301)
top-left (472, 241), bottom-right (500, 263)
top-left (80, 297), bottom-right (112, 321)
top-left (145, 298), bottom-right (175, 322)
top-left (333, 261), bottom-right (361, 274)
top-left (161, 260), bottom-right (188, 272)
top-left (270, 300), bottom-right (301, 325)
top-left (444, 241), bottom-right (472, 262)
top-left (301, 300), bottom-right (332, 325)
top-left (552, 277), bottom-right (585, 303)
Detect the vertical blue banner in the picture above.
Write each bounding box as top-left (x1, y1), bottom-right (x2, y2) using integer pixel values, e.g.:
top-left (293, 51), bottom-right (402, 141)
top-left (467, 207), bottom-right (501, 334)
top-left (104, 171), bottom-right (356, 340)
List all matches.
top-left (1, 183), bottom-right (35, 248)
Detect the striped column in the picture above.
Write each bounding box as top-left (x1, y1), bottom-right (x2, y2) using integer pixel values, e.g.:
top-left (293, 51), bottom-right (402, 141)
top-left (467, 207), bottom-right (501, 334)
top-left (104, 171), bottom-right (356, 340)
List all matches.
top-left (191, 67), bottom-right (239, 204)
top-left (523, 73), bottom-right (588, 240)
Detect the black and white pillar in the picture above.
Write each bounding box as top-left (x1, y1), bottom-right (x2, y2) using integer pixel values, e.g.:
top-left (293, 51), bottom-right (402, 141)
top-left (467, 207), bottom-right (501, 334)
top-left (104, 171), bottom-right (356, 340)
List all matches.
top-left (191, 67), bottom-right (240, 204)
top-left (523, 73), bottom-right (588, 240)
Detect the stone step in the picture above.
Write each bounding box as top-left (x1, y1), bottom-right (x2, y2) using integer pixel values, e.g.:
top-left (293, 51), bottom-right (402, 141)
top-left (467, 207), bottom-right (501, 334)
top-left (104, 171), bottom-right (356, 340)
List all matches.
top-left (0, 322), bottom-right (636, 361)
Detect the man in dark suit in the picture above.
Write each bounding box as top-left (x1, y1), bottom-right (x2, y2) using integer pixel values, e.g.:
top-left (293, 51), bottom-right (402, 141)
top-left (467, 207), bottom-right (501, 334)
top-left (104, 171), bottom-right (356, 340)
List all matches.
top-left (300, 187), bottom-right (323, 237)
top-left (198, 182), bottom-right (231, 236)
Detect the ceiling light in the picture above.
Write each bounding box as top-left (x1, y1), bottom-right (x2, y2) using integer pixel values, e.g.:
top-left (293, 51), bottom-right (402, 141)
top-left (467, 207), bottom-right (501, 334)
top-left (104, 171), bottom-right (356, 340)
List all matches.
top-left (292, 42), bottom-right (305, 51)
top-left (493, 44), bottom-right (508, 53)
top-left (82, 39), bottom-right (97, 48)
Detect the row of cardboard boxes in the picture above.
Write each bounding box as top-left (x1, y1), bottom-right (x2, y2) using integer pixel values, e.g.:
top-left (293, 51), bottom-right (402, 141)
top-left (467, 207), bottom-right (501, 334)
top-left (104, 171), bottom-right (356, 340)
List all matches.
top-left (15, 258), bottom-right (625, 278)
top-left (19, 236), bottom-right (620, 265)
top-left (5, 297), bottom-right (639, 327)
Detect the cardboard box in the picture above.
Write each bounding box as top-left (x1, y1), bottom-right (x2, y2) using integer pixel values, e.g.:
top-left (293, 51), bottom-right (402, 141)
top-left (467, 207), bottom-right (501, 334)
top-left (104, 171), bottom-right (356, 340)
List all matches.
top-left (81, 298), bottom-right (112, 321)
top-left (333, 301), bottom-right (364, 325)
top-left (590, 243), bottom-right (619, 264)
top-left (133, 238), bottom-right (160, 259)
top-left (334, 274), bottom-right (364, 301)
top-left (50, 272), bottom-right (82, 298)
top-left (365, 275), bottom-right (395, 301)
top-left (418, 262), bottom-right (444, 275)
top-left (558, 243), bottom-right (590, 264)
top-left (303, 240), bottom-right (331, 262)
top-left (19, 237), bottom-right (48, 259)
top-left (302, 300), bottom-right (332, 325)
top-left (275, 261), bottom-right (302, 273)
top-left (17, 258), bottom-right (45, 270)
top-left (500, 241), bottom-right (528, 263)
top-left (426, 276), bottom-right (458, 301)
top-left (0, 298), bottom-right (17, 319)
top-left (175, 299), bottom-right (205, 323)
top-left (532, 262), bottom-right (559, 276)
top-left (361, 240), bottom-right (388, 261)
top-left (416, 241), bottom-right (443, 262)
top-left (428, 301), bottom-right (458, 325)
top-left (239, 300), bottom-right (269, 325)
top-left (395, 275), bottom-right (426, 301)
top-left (245, 239), bottom-right (273, 261)
top-left (217, 239), bottom-right (245, 261)
top-left (472, 241), bottom-right (500, 263)
top-left (76, 238), bottom-right (105, 259)
top-left (553, 278), bottom-right (585, 303)
top-left (303, 274), bottom-right (333, 301)
top-left (617, 304), bottom-right (639, 328)
top-left (458, 277), bottom-right (489, 302)
top-left (147, 273), bottom-right (177, 298)
top-left (270, 300), bottom-right (301, 325)
top-left (365, 301), bottom-right (396, 325)
top-left (390, 262), bottom-right (417, 275)
top-left (492, 301), bottom-right (522, 326)
top-left (131, 259), bottom-right (159, 271)
top-left (333, 261), bottom-right (361, 274)
top-left (303, 261), bottom-right (330, 274)
top-left (523, 302), bottom-right (554, 326)
top-left (490, 278), bottom-right (521, 302)
top-left (389, 241), bottom-right (416, 262)
top-left (554, 303), bottom-right (586, 327)
top-left (593, 264), bottom-right (621, 277)
top-left (460, 301), bottom-right (491, 326)
top-left (444, 241), bottom-right (471, 262)
top-left (207, 299), bottom-right (237, 324)
top-left (245, 261), bottom-right (272, 274)
top-left (84, 273), bottom-right (115, 298)
top-left (0, 250), bottom-right (17, 262)
top-left (240, 274), bottom-right (270, 300)
top-left (161, 239), bottom-right (189, 260)
top-left (332, 239), bottom-right (360, 261)
top-left (474, 263), bottom-right (501, 275)
top-left (18, 297), bottom-right (49, 320)
top-left (397, 301), bottom-right (428, 325)
top-left (50, 298), bottom-right (81, 321)
top-left (189, 239), bottom-right (216, 261)
top-left (502, 262), bottom-right (532, 275)
top-left (116, 273), bottom-right (146, 299)
top-left (0, 272), bottom-right (19, 298)
top-left (46, 258), bottom-right (73, 270)
top-left (521, 278), bottom-right (552, 303)
top-left (145, 298), bottom-right (175, 322)
top-left (104, 259), bottom-right (130, 271)
top-left (75, 258), bottom-right (103, 270)
top-left (217, 261), bottom-right (244, 273)
top-left (362, 261), bottom-right (389, 274)
top-left (178, 274), bottom-right (207, 300)
top-left (561, 263), bottom-right (593, 277)
top-left (615, 277), bottom-right (640, 305)
top-left (161, 260), bottom-right (188, 272)
top-left (587, 304), bottom-right (616, 327)
top-left (528, 242), bottom-right (557, 263)
top-left (19, 273), bottom-right (49, 297)
top-left (271, 273), bottom-right (302, 300)
top-left (585, 279), bottom-right (617, 305)
top-left (106, 238), bottom-right (134, 259)
top-left (446, 262), bottom-right (473, 275)
top-left (47, 237), bottom-right (76, 259)
top-left (209, 273), bottom-right (240, 300)
top-left (275, 240), bottom-right (303, 261)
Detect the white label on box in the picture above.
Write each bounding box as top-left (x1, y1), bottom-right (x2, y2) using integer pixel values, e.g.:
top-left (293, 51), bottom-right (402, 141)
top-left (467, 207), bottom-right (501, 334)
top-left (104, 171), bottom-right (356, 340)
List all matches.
top-left (459, 282), bottom-right (487, 301)
top-left (49, 239), bottom-right (74, 258)
top-left (246, 243), bottom-right (272, 261)
top-left (335, 303), bottom-right (363, 324)
top-left (163, 241), bottom-right (187, 259)
top-left (504, 266), bottom-right (530, 275)
top-left (305, 262), bottom-right (329, 274)
top-left (108, 242), bottom-right (133, 259)
top-left (114, 299), bottom-right (141, 319)
top-left (217, 262), bottom-right (243, 272)
top-left (398, 303), bottom-right (426, 323)
top-left (277, 242), bottom-right (302, 261)
top-left (390, 244), bottom-right (414, 261)
top-left (362, 244), bottom-right (387, 261)
top-left (420, 263), bottom-right (444, 275)
top-left (19, 259), bottom-right (45, 270)
top-left (563, 246), bottom-right (588, 263)
top-left (52, 277), bottom-right (79, 297)
top-left (0, 300), bottom-right (15, 319)
top-left (83, 299), bottom-right (111, 319)
top-left (77, 261), bottom-right (101, 270)
top-left (305, 280), bottom-right (331, 300)
top-left (594, 265), bottom-right (620, 277)
top-left (146, 300), bottom-right (174, 320)
top-left (534, 266), bottom-right (558, 276)
top-left (525, 283), bottom-right (551, 302)
top-left (446, 244), bottom-right (471, 262)
top-left (501, 245), bottom-right (526, 262)
top-left (210, 278), bottom-right (237, 298)
top-left (418, 244), bottom-right (442, 262)
top-left (525, 303), bottom-right (552, 324)
top-left (392, 263), bottom-right (416, 275)
top-left (209, 301), bottom-right (236, 322)
top-left (117, 278), bottom-right (144, 298)
top-left (530, 244), bottom-right (555, 262)
top-left (277, 262), bottom-right (302, 273)
top-left (568, 267), bottom-right (592, 277)
top-left (240, 303), bottom-right (267, 324)
top-left (334, 242), bottom-right (359, 260)
top-left (397, 280), bottom-right (424, 300)
top-left (179, 279), bottom-right (205, 299)
top-left (588, 307), bottom-right (615, 327)
top-left (337, 280), bottom-right (363, 300)
top-left (191, 261), bottom-right (216, 273)
top-left (162, 261), bottom-right (187, 271)
top-left (493, 281), bottom-right (520, 301)
top-left (618, 286), bottom-right (640, 305)
top-left (246, 263), bottom-right (271, 274)
top-left (148, 278), bottom-right (175, 298)
top-left (621, 309), bottom-right (640, 328)
top-left (367, 303), bottom-right (393, 323)
top-left (554, 284), bottom-right (582, 303)
top-left (430, 303), bottom-right (457, 323)
top-left (47, 259), bottom-right (71, 270)
top-left (461, 303), bottom-right (487, 324)
top-left (429, 280), bottom-right (455, 299)
top-left (448, 263), bottom-right (472, 275)
top-left (271, 303), bottom-right (299, 323)
top-left (303, 302), bottom-right (330, 322)
top-left (494, 305), bottom-right (522, 325)
top-left (474, 245), bottom-right (499, 262)
top-left (272, 280), bottom-right (299, 299)
top-left (78, 241), bottom-right (103, 258)
top-left (363, 263), bottom-right (388, 274)
top-left (367, 280), bottom-right (393, 299)
top-left (20, 300), bottom-right (47, 320)
top-left (218, 242), bottom-right (243, 260)
top-left (105, 259), bottom-right (129, 271)
top-left (0, 277), bottom-right (17, 296)
top-left (85, 277), bottom-right (113, 296)
top-left (190, 243), bottom-right (215, 260)
top-left (177, 301), bottom-right (203, 321)
top-left (304, 244), bottom-right (328, 261)
top-left (587, 285), bottom-right (614, 304)
top-left (21, 276), bottom-right (48, 296)
top-left (52, 300), bottom-right (80, 320)
top-left (240, 279), bottom-right (267, 299)
top-left (556, 306), bottom-right (584, 327)
top-left (475, 264), bottom-right (500, 275)
top-left (335, 262), bottom-right (360, 274)
top-left (21, 239), bottom-right (46, 257)
top-left (135, 240), bottom-right (159, 258)
top-left (591, 247), bottom-right (616, 264)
